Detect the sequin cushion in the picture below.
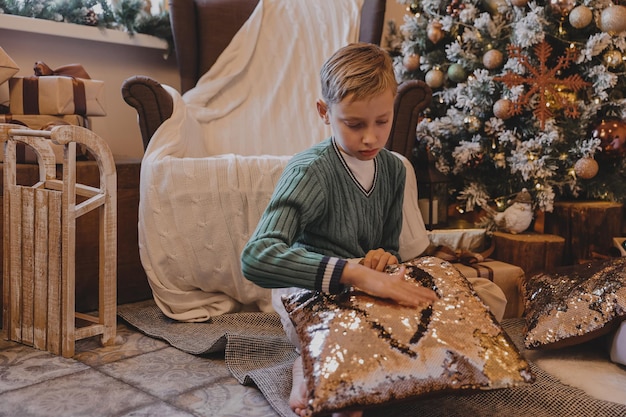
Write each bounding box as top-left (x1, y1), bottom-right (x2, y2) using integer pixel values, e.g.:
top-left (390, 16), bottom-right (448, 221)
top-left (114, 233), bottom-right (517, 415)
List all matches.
top-left (283, 256), bottom-right (533, 416)
top-left (523, 257), bottom-right (626, 350)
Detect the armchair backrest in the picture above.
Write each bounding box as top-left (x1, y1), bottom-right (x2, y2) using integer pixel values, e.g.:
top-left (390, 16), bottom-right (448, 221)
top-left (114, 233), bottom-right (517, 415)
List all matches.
top-left (123, 0), bottom-right (430, 160)
top-left (169, 0), bottom-right (387, 94)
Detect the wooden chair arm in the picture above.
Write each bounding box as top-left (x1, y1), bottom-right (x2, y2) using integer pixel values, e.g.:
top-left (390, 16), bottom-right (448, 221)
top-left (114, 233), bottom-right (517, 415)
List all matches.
top-left (387, 80), bottom-right (432, 162)
top-left (121, 75), bottom-right (174, 150)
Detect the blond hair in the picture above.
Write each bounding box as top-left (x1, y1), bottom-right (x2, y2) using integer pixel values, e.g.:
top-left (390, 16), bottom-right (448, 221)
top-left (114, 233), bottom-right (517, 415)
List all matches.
top-left (320, 42), bottom-right (397, 105)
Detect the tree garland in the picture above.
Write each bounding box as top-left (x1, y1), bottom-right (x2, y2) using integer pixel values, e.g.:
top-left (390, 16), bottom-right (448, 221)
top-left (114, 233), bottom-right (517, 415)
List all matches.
top-left (0, 0), bottom-right (173, 55)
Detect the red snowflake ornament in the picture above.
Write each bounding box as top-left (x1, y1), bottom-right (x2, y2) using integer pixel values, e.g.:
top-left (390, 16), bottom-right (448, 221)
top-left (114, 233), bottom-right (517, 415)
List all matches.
top-left (494, 41), bottom-right (590, 129)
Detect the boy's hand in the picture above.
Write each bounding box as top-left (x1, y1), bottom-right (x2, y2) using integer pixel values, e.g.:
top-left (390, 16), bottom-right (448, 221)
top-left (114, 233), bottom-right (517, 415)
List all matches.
top-left (362, 248), bottom-right (398, 271)
top-left (342, 264), bottom-right (439, 308)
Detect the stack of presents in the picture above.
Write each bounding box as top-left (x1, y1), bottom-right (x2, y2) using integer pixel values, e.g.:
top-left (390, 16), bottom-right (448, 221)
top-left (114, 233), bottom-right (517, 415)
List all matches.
top-left (0, 46), bottom-right (106, 163)
top-left (426, 228), bottom-right (525, 319)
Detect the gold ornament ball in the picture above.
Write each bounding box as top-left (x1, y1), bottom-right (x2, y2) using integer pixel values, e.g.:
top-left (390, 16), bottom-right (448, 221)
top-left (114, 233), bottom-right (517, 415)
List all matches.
top-left (604, 50), bottom-right (623, 68)
top-left (550, 0), bottom-right (576, 17)
top-left (425, 68), bottom-right (445, 89)
top-left (403, 53), bottom-right (420, 72)
top-left (493, 98), bottom-right (513, 120)
top-left (569, 5), bottom-right (593, 29)
top-left (464, 115), bottom-right (481, 133)
top-left (427, 21), bottom-right (445, 44)
top-left (574, 157), bottom-right (599, 179)
top-left (447, 63), bottom-right (467, 83)
top-left (483, 49), bottom-right (504, 70)
top-left (510, 0), bottom-right (528, 7)
top-left (600, 5), bottom-right (626, 34)
top-left (494, 152), bottom-right (506, 168)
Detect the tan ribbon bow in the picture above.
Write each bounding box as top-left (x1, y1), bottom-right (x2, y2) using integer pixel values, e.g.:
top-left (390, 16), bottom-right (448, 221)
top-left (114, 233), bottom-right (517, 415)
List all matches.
top-left (33, 61), bottom-right (91, 79)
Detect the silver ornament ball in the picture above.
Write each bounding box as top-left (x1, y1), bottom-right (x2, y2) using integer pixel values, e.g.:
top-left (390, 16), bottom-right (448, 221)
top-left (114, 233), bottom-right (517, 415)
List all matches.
top-left (425, 68), bottom-right (445, 88)
top-left (403, 53), bottom-right (421, 72)
top-left (483, 49), bottom-right (504, 70)
top-left (569, 5), bottom-right (593, 29)
top-left (574, 157), bottom-right (599, 179)
top-left (600, 5), bottom-right (626, 35)
top-left (493, 99), bottom-right (513, 120)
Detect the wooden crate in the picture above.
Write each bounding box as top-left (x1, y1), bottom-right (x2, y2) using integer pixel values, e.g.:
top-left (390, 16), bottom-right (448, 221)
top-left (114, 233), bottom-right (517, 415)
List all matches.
top-left (545, 201), bottom-right (624, 264)
top-left (1, 123), bottom-right (117, 357)
top-left (493, 231), bottom-right (565, 276)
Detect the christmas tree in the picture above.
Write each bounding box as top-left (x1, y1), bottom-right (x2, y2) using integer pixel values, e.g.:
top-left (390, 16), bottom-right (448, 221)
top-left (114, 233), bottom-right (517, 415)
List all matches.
top-left (389, 0), bottom-right (626, 217)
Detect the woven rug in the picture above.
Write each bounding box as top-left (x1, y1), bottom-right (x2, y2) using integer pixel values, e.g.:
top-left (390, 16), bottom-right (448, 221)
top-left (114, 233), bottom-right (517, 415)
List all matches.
top-left (118, 300), bottom-right (626, 417)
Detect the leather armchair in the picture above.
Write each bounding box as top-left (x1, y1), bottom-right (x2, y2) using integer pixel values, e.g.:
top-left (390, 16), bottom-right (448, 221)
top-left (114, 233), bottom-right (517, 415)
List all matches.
top-left (119, 0), bottom-right (433, 320)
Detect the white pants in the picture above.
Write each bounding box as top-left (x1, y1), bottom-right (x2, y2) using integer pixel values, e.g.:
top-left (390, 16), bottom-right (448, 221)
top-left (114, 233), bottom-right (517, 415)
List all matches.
top-left (273, 276), bottom-right (507, 350)
top-left (610, 320), bottom-right (626, 366)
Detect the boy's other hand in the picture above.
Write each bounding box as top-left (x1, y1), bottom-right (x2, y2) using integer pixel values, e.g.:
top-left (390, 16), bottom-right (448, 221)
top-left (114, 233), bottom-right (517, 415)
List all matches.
top-left (362, 248), bottom-right (398, 271)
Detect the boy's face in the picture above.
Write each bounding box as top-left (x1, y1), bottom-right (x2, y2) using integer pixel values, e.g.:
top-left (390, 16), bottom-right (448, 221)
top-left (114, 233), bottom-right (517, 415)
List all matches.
top-left (317, 89), bottom-right (395, 161)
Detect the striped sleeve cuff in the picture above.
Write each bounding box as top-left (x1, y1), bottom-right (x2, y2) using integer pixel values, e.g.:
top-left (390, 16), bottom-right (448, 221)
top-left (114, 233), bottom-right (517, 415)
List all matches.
top-left (315, 256), bottom-right (347, 294)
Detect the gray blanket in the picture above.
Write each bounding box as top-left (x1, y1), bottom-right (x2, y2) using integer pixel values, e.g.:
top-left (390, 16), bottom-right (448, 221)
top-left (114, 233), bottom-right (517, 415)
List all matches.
top-left (118, 300), bottom-right (626, 417)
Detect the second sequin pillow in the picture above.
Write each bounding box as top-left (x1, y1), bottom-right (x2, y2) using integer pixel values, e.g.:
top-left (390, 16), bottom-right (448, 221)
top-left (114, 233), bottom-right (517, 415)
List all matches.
top-left (523, 257), bottom-right (626, 350)
top-left (283, 256), bottom-right (533, 416)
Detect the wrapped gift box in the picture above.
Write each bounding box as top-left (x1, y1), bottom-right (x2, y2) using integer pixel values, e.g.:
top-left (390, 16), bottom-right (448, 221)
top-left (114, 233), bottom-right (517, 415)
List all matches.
top-left (0, 114), bottom-right (89, 162)
top-left (453, 261), bottom-right (525, 319)
top-left (9, 76), bottom-right (106, 116)
top-left (0, 47), bottom-right (19, 85)
top-left (428, 228), bottom-right (487, 252)
top-left (427, 228), bottom-right (525, 319)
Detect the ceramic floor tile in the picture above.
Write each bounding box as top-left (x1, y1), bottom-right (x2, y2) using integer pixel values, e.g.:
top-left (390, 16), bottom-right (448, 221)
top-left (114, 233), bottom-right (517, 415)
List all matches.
top-left (0, 368), bottom-right (157, 417)
top-left (0, 322), bottom-right (282, 417)
top-left (74, 322), bottom-right (169, 366)
top-left (98, 346), bottom-right (232, 399)
top-left (175, 375), bottom-right (280, 417)
top-left (0, 344), bottom-right (89, 393)
top-left (117, 401), bottom-right (197, 417)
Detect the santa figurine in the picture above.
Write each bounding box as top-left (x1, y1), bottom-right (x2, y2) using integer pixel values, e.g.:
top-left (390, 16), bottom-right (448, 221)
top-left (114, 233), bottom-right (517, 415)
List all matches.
top-left (493, 188), bottom-right (534, 234)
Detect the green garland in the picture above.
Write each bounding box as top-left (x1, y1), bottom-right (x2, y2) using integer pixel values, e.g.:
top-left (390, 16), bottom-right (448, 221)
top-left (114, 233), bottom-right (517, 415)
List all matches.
top-left (0, 0), bottom-right (173, 54)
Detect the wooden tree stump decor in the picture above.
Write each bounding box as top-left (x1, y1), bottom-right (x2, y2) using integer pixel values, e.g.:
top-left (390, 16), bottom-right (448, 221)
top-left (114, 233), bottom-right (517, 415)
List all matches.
top-left (492, 231), bottom-right (565, 276)
top-left (544, 201), bottom-right (624, 265)
top-left (1, 123), bottom-right (117, 357)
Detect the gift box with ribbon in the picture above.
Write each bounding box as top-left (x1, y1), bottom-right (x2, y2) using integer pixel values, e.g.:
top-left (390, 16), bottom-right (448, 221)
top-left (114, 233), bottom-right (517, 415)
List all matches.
top-left (0, 47), bottom-right (19, 85)
top-left (426, 228), bottom-right (526, 319)
top-left (8, 62), bottom-right (106, 116)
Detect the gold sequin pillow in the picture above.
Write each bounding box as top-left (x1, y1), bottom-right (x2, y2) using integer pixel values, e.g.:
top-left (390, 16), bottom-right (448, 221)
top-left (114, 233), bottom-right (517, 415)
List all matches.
top-left (523, 257), bottom-right (626, 350)
top-left (283, 256), bottom-right (533, 416)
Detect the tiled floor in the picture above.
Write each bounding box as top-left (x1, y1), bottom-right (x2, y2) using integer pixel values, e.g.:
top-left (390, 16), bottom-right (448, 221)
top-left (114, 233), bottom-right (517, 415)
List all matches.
top-left (0, 320), bottom-right (280, 417)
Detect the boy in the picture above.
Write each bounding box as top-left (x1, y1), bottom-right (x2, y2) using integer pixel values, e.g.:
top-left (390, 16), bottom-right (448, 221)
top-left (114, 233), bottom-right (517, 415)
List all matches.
top-left (241, 42), bottom-right (438, 417)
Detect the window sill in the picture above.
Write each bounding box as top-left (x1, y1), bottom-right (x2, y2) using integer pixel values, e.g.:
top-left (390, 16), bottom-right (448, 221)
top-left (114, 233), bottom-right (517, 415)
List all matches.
top-left (0, 14), bottom-right (167, 50)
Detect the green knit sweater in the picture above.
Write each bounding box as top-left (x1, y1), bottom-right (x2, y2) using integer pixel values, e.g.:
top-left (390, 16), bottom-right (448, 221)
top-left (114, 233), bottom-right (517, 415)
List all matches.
top-left (241, 138), bottom-right (406, 293)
